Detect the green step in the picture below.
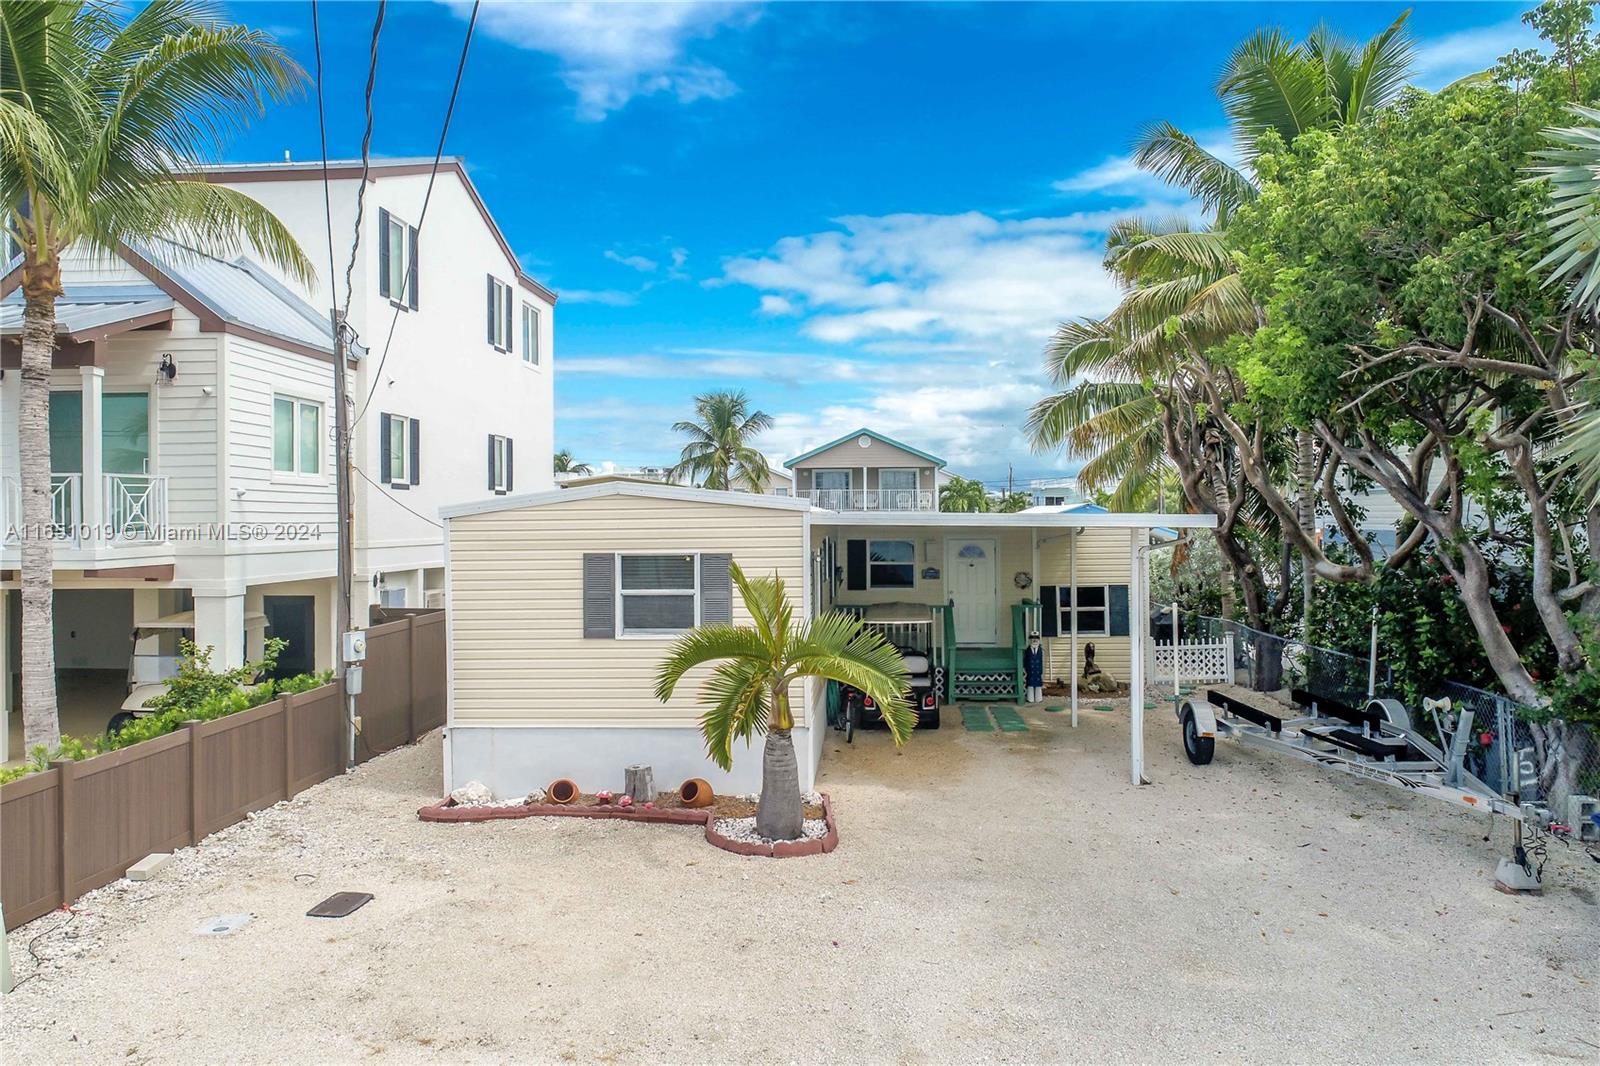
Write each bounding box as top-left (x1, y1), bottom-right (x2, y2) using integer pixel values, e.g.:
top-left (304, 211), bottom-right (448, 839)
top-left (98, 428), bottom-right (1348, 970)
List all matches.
top-left (960, 706), bottom-right (995, 732)
top-left (991, 707), bottom-right (1029, 732)
top-left (1044, 705), bottom-right (1064, 713)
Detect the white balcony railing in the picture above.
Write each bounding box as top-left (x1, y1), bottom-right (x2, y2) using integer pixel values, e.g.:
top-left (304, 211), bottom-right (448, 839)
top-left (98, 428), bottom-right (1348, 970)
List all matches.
top-left (2, 473), bottom-right (82, 544)
top-left (2, 472), bottom-right (167, 545)
top-left (104, 473), bottom-right (168, 541)
top-left (809, 488), bottom-right (934, 511)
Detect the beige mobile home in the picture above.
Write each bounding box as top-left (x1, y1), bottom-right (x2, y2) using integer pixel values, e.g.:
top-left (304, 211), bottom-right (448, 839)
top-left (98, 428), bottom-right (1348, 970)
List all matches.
top-left (440, 482), bottom-right (1213, 797)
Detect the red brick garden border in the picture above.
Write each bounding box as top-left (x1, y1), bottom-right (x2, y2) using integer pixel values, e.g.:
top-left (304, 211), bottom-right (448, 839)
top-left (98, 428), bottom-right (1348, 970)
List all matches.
top-left (418, 792), bottom-right (838, 858)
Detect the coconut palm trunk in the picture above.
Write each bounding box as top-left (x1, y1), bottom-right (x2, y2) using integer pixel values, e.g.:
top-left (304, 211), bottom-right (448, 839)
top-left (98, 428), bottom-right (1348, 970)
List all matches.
top-left (18, 259), bottom-right (63, 752)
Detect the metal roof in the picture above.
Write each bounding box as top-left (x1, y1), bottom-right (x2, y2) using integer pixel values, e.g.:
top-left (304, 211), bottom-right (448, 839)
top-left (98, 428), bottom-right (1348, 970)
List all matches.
top-left (1, 283), bottom-right (174, 341)
top-left (783, 428), bottom-right (948, 469)
top-left (126, 237), bottom-right (335, 353)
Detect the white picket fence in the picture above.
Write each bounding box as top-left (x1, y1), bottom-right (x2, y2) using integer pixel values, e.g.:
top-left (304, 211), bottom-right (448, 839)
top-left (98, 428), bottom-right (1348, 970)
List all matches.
top-left (1149, 635), bottom-right (1234, 688)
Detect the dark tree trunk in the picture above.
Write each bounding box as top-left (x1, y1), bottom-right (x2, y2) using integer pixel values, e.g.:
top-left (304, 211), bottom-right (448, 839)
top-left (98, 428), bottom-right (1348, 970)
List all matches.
top-left (20, 260), bottom-right (63, 753)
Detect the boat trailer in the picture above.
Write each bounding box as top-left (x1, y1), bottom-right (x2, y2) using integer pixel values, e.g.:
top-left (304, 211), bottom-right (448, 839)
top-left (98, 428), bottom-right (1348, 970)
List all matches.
top-left (1176, 687), bottom-right (1543, 892)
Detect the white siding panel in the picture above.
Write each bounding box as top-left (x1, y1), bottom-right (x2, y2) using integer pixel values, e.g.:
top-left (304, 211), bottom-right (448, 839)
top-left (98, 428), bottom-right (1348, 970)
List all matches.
top-left (1039, 528), bottom-right (1134, 680)
top-left (449, 495), bottom-right (807, 729)
top-left (225, 335), bottom-right (336, 530)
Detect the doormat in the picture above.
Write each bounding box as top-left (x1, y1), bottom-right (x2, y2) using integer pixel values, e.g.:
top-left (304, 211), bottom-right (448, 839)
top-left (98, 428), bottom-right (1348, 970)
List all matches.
top-left (991, 707), bottom-right (1029, 732)
top-left (960, 706), bottom-right (995, 732)
top-left (307, 892), bottom-right (374, 918)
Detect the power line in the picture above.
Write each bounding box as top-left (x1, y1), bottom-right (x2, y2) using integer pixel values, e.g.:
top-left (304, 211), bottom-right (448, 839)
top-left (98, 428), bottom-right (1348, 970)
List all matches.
top-left (340, 1), bottom-right (387, 319)
top-left (354, 467), bottom-right (443, 529)
top-left (353, 0), bottom-right (481, 429)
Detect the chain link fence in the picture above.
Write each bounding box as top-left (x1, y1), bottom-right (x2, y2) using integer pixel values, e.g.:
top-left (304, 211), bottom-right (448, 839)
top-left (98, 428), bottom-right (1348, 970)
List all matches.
top-left (1162, 609), bottom-right (1599, 837)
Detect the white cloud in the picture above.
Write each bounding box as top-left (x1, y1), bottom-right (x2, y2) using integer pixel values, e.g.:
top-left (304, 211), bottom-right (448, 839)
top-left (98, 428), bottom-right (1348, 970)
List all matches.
top-left (559, 288), bottom-right (639, 306)
top-left (1053, 137), bottom-right (1238, 200)
top-left (606, 250), bottom-right (659, 273)
top-left (758, 294), bottom-right (796, 316)
top-left (723, 210), bottom-right (1123, 348)
top-left (1412, 20), bottom-right (1538, 89)
top-left (463, 1), bottom-right (757, 120)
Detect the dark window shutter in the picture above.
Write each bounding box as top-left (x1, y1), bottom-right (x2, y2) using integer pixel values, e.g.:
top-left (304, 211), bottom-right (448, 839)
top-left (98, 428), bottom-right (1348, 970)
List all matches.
top-left (505, 437), bottom-right (513, 492)
top-left (1109, 584), bottom-right (1130, 637)
top-left (486, 275), bottom-right (495, 344)
top-left (582, 553), bottom-right (616, 638)
top-left (846, 539), bottom-right (866, 591)
top-left (700, 553), bottom-right (732, 624)
top-left (379, 413), bottom-right (392, 485)
top-left (1040, 585), bottom-right (1059, 638)
top-left (407, 225), bottom-right (419, 309)
top-left (408, 417), bottom-right (420, 486)
top-left (504, 290), bottom-right (513, 350)
top-left (487, 434), bottom-right (495, 491)
top-left (378, 208), bottom-right (391, 298)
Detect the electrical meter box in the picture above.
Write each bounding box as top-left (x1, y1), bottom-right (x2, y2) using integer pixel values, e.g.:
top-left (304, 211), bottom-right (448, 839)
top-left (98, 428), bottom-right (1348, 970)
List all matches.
top-left (342, 630), bottom-right (368, 663)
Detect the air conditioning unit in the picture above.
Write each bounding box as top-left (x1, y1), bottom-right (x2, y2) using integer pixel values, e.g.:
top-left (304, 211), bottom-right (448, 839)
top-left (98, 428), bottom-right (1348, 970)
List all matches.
top-left (425, 590), bottom-right (444, 609)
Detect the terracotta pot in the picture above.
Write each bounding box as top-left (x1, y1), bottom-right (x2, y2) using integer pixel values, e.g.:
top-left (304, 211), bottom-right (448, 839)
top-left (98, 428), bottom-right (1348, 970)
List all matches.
top-left (678, 778), bottom-right (714, 808)
top-left (547, 779), bottom-right (579, 805)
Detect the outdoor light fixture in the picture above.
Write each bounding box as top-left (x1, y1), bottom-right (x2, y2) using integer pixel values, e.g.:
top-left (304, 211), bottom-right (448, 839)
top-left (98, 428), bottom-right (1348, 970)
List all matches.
top-left (157, 353), bottom-right (177, 382)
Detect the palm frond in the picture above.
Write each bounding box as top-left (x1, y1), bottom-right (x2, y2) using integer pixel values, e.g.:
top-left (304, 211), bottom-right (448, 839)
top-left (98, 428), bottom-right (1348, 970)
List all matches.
top-left (696, 657), bottom-right (771, 771)
top-left (1531, 105), bottom-right (1600, 309)
top-left (653, 624), bottom-right (771, 702)
top-left (1132, 121), bottom-right (1258, 216)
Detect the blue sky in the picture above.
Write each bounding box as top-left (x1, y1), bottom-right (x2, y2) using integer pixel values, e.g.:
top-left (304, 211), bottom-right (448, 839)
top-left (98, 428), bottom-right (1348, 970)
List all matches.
top-left (228, 1), bottom-right (1536, 486)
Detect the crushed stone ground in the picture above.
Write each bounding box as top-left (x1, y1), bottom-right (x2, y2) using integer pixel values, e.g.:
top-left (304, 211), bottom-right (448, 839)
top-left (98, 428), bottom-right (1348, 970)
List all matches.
top-left (3, 701), bottom-right (1597, 1064)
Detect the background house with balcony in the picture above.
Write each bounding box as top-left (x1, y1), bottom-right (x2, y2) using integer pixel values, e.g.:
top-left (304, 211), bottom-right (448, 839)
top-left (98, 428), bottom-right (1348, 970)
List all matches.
top-left (786, 428), bottom-right (945, 511)
top-left (2, 157), bottom-right (556, 757)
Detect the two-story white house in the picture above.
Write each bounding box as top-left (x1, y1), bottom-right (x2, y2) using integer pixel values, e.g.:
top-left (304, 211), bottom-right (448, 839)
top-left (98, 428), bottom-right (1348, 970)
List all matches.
top-left (1, 157), bottom-right (554, 751)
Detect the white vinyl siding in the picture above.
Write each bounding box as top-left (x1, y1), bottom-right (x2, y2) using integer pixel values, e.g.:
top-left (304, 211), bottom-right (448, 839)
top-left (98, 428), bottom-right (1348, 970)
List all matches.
top-left (1038, 529), bottom-right (1135, 681)
top-left (448, 494), bottom-right (808, 727)
top-left (225, 334), bottom-right (336, 527)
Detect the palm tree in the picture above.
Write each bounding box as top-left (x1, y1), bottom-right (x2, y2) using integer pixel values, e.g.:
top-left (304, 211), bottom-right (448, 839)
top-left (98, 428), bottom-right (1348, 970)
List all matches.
top-left (670, 390), bottom-right (773, 490)
top-left (655, 562), bottom-right (912, 839)
top-left (939, 475), bottom-right (991, 513)
top-left (553, 449), bottom-right (592, 475)
top-left (1, 1), bottom-right (310, 752)
top-left (1531, 104), bottom-right (1600, 505)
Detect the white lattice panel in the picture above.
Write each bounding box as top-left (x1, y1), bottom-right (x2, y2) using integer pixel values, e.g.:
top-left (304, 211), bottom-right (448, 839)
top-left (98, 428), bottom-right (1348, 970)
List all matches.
top-left (1149, 638), bottom-right (1231, 683)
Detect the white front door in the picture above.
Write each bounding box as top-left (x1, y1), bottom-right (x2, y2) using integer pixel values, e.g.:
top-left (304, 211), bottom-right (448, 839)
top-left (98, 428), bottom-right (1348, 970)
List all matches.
top-left (945, 538), bottom-right (998, 645)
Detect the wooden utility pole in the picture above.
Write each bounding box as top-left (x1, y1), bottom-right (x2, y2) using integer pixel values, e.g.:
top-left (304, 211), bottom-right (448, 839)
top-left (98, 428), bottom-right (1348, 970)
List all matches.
top-left (330, 310), bottom-right (355, 767)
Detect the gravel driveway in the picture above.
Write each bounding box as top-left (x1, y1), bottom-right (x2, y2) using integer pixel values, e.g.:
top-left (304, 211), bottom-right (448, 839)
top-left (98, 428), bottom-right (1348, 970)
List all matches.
top-left (4, 701), bottom-right (1596, 1064)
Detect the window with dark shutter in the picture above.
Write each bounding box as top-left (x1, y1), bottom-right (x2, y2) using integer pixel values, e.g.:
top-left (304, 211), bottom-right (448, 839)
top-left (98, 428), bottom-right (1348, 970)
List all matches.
top-left (1108, 585), bottom-right (1130, 637)
top-left (378, 208), bottom-right (392, 298)
top-left (379, 413), bottom-right (393, 484)
top-left (408, 417), bottom-right (420, 486)
top-left (505, 437), bottom-right (513, 492)
top-left (486, 274), bottom-right (495, 344)
top-left (1040, 586), bottom-right (1059, 638)
top-left (407, 225), bottom-right (419, 309)
top-left (846, 540), bottom-right (867, 591)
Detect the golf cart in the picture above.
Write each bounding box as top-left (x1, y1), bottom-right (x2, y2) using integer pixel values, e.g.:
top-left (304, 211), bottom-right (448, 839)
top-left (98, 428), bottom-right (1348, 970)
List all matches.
top-left (106, 611), bottom-right (197, 735)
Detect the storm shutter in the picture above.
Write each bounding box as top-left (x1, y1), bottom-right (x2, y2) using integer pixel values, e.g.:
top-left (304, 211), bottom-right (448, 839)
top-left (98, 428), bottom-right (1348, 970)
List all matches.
top-left (1108, 584), bottom-right (1130, 637)
top-left (505, 437), bottom-right (513, 492)
top-left (378, 208), bottom-right (392, 298)
top-left (487, 434), bottom-right (495, 491)
top-left (700, 553), bottom-right (732, 624)
top-left (582, 553), bottom-right (616, 638)
top-left (407, 225), bottom-right (419, 309)
top-left (379, 413), bottom-right (392, 485)
top-left (486, 274), bottom-right (495, 344)
top-left (408, 417), bottom-right (420, 486)
top-left (846, 539), bottom-right (867, 591)
top-left (1040, 586), bottom-right (1059, 638)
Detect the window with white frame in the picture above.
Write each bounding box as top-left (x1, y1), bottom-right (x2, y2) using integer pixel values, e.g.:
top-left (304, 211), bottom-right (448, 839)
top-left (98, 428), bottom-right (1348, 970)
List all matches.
top-left (488, 433), bottom-right (511, 493)
top-left (1058, 585), bottom-right (1108, 635)
top-left (521, 302), bottom-right (540, 365)
top-left (618, 554), bottom-right (698, 635)
top-left (380, 412), bottom-right (418, 487)
top-left (378, 209), bottom-right (417, 308)
top-left (488, 275), bottom-right (512, 350)
top-left (272, 396), bottom-right (322, 476)
top-left (868, 539), bottom-right (915, 588)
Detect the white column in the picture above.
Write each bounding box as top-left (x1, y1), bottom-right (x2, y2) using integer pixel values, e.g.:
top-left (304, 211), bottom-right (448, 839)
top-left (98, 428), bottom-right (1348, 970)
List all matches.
top-left (193, 591), bottom-right (245, 670)
top-left (79, 365), bottom-right (104, 534)
top-left (1069, 529), bottom-right (1078, 728)
top-left (1129, 527), bottom-right (1146, 785)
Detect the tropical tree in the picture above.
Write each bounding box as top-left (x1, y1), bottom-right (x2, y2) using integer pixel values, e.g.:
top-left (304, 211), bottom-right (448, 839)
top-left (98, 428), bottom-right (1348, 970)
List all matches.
top-left (1030, 14), bottom-right (1418, 633)
top-left (995, 491), bottom-right (1030, 513)
top-left (670, 390), bottom-right (773, 491)
top-left (1, 1), bottom-right (310, 751)
top-left (654, 562), bottom-right (912, 840)
top-left (938, 475), bottom-right (990, 513)
top-left (552, 449), bottom-right (592, 475)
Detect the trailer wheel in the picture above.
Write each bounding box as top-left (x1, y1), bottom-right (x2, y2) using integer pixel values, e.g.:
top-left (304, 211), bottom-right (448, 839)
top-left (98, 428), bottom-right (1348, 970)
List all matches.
top-left (1182, 708), bottom-right (1214, 765)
